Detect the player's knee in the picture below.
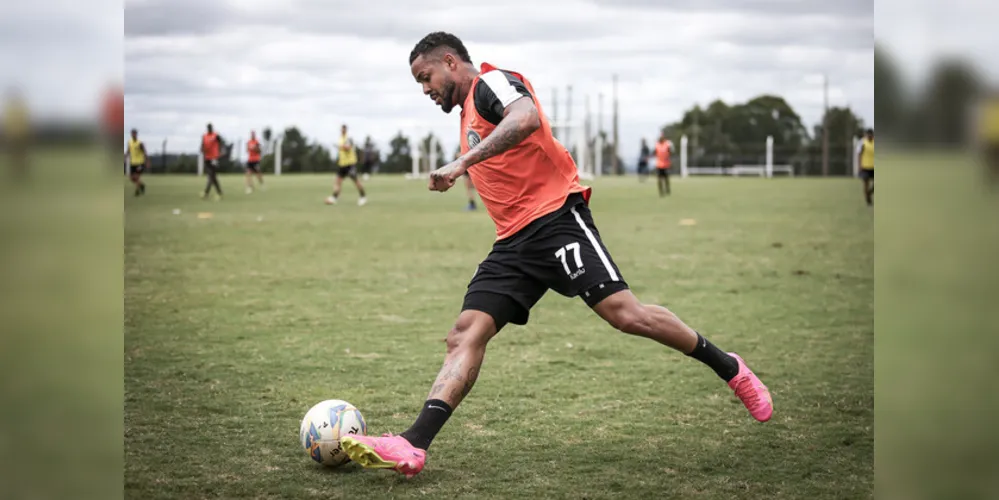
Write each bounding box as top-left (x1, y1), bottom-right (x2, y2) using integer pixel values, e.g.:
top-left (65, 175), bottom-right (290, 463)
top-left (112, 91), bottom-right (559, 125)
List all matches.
top-left (445, 311), bottom-right (495, 353)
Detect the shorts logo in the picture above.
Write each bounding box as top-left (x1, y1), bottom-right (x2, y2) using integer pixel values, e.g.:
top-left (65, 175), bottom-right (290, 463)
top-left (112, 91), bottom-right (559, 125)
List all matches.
top-left (466, 130), bottom-right (481, 149)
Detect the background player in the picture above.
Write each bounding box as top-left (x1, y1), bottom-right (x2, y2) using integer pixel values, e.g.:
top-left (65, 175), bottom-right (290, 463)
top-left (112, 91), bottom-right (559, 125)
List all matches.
top-left (637, 138), bottom-right (650, 182)
top-left (201, 123), bottom-right (223, 200)
top-left (453, 148), bottom-right (478, 210)
top-left (857, 128), bottom-right (874, 205)
top-left (245, 130), bottom-right (264, 194)
top-left (361, 140), bottom-right (378, 180)
top-left (340, 32), bottom-right (773, 478)
top-left (463, 172), bottom-right (478, 211)
top-left (654, 133), bottom-right (672, 196)
top-left (326, 124), bottom-right (368, 206)
top-left (125, 128), bottom-right (150, 196)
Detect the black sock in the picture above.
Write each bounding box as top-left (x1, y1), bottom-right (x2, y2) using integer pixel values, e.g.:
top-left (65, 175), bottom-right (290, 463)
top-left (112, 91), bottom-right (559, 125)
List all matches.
top-left (400, 399), bottom-right (453, 450)
top-left (687, 332), bottom-right (739, 382)
top-left (358, 187), bottom-right (366, 197)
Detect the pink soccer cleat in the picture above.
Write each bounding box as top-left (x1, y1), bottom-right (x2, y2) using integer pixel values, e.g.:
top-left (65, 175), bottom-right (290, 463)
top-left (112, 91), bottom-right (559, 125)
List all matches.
top-left (727, 353), bottom-right (773, 422)
top-left (339, 433), bottom-right (426, 478)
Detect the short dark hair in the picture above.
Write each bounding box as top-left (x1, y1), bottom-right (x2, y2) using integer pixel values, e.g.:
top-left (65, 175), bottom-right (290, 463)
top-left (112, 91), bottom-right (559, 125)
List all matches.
top-left (866, 128), bottom-right (874, 135)
top-left (409, 32), bottom-right (471, 65)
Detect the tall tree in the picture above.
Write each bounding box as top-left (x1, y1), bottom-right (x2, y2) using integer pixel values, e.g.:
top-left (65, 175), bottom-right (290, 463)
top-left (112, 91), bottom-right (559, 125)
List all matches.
top-left (277, 127), bottom-right (310, 173)
top-left (662, 95), bottom-right (808, 167)
top-left (874, 45), bottom-right (905, 138)
top-left (916, 58), bottom-right (982, 145)
top-left (382, 130), bottom-right (413, 173)
top-left (807, 107), bottom-right (865, 176)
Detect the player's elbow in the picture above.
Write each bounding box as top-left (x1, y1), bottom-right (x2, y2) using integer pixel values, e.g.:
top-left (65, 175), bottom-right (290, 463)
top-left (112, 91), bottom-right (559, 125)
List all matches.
top-left (519, 106), bottom-right (541, 134)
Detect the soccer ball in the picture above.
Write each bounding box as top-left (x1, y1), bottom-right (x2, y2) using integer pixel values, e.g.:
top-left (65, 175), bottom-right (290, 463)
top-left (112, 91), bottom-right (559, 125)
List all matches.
top-left (299, 399), bottom-right (367, 467)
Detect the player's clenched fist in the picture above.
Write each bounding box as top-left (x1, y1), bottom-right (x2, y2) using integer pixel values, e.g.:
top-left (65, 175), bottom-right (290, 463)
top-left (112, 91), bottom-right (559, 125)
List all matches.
top-left (428, 159), bottom-right (467, 192)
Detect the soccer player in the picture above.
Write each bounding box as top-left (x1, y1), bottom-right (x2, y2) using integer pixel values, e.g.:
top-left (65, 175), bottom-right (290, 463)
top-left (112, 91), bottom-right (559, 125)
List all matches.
top-left (339, 32), bottom-right (773, 478)
top-left (654, 133), bottom-right (672, 196)
top-left (245, 130), bottom-right (264, 194)
top-left (361, 140), bottom-right (378, 180)
top-left (201, 123), bottom-right (223, 200)
top-left (637, 138), bottom-right (650, 182)
top-left (857, 128), bottom-right (874, 206)
top-left (453, 148), bottom-right (478, 211)
top-left (125, 128), bottom-right (150, 196)
top-left (326, 124), bottom-right (368, 206)
top-left (463, 172), bottom-right (478, 211)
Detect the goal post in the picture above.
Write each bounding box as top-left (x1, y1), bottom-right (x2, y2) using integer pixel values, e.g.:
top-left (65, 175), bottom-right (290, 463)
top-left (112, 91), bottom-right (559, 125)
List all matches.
top-left (550, 119), bottom-right (594, 180)
top-left (680, 134), bottom-right (793, 178)
top-left (405, 128), bottom-right (443, 179)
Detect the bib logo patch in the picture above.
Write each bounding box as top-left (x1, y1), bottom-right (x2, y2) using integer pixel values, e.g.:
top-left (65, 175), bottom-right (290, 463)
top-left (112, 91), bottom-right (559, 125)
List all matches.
top-left (466, 130), bottom-right (481, 148)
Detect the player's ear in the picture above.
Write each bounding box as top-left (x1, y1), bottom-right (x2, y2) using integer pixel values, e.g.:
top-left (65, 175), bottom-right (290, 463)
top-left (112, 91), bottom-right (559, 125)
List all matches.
top-left (444, 53), bottom-right (457, 71)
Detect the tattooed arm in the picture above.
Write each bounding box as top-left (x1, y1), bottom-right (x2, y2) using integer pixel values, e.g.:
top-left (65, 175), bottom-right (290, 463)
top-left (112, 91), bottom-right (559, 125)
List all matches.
top-left (461, 97), bottom-right (540, 167)
top-left (427, 96), bottom-right (540, 191)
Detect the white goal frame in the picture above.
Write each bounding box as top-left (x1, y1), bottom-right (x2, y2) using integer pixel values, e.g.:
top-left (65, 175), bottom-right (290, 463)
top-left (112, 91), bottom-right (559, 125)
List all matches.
top-left (550, 120), bottom-right (595, 180)
top-left (679, 135), bottom-right (793, 178)
top-left (405, 129), bottom-right (444, 179)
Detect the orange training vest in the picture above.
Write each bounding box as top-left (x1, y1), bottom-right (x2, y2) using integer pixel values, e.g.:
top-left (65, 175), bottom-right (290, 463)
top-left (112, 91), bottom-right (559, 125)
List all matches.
top-left (460, 62), bottom-right (591, 241)
top-left (655, 140), bottom-right (671, 169)
top-left (247, 138), bottom-right (261, 162)
top-left (203, 132), bottom-right (220, 160)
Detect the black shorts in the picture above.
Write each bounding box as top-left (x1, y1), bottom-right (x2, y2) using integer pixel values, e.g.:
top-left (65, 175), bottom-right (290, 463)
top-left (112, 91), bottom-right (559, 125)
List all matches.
top-left (129, 164), bottom-right (144, 175)
top-left (337, 165), bottom-right (357, 179)
top-left (462, 193), bottom-right (629, 329)
top-left (205, 159), bottom-right (219, 171)
top-left (657, 168), bottom-right (670, 177)
top-left (246, 162), bottom-right (260, 172)
top-left (860, 168), bottom-right (874, 180)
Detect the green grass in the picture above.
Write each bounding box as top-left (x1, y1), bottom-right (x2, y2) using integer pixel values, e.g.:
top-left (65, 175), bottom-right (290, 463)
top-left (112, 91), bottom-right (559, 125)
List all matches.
top-left (125, 172), bottom-right (874, 499)
top-left (874, 150), bottom-right (999, 500)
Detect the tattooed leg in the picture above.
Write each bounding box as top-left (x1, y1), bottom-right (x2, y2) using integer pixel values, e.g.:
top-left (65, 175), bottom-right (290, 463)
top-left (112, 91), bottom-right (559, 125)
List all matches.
top-left (427, 310), bottom-right (496, 408)
top-left (400, 310), bottom-right (498, 451)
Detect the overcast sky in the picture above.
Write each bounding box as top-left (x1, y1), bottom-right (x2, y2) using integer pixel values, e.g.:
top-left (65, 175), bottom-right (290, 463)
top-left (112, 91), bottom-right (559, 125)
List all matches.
top-left (117, 0), bottom-right (881, 161)
top-left (5, 0), bottom-right (994, 163)
top-left (1, 0), bottom-right (987, 164)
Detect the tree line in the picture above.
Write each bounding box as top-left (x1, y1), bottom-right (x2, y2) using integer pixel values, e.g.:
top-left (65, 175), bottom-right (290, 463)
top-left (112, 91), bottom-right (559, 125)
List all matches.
top-left (152, 96), bottom-right (872, 176)
top-left (875, 45), bottom-right (986, 146)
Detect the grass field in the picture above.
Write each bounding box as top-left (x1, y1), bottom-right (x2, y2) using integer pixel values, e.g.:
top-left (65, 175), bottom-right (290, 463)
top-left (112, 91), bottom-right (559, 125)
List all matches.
top-left (124, 172), bottom-right (874, 499)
